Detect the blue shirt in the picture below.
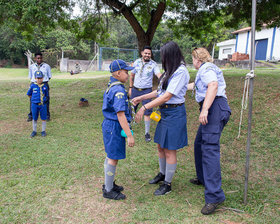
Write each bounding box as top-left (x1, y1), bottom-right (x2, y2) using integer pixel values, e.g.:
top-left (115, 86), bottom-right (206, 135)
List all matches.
top-left (27, 83), bottom-right (49, 104)
top-left (29, 63), bottom-right (52, 83)
top-left (157, 64), bottom-right (190, 104)
top-left (131, 58), bottom-right (160, 88)
top-left (102, 76), bottom-right (131, 122)
top-left (195, 62), bottom-right (227, 103)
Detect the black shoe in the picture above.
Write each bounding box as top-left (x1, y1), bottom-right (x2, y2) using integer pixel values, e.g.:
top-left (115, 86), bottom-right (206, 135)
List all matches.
top-left (154, 181), bottom-right (171, 196)
top-left (102, 181), bottom-right (124, 193)
top-left (46, 118), bottom-right (51, 122)
top-left (189, 178), bottom-right (203, 186)
top-left (41, 131), bottom-right (47, 137)
top-left (30, 131), bottom-right (37, 138)
top-left (149, 172), bottom-right (165, 184)
top-left (103, 189), bottom-right (126, 200)
top-left (201, 200), bottom-right (224, 215)
top-left (27, 117), bottom-right (32, 122)
top-left (145, 133), bottom-right (151, 142)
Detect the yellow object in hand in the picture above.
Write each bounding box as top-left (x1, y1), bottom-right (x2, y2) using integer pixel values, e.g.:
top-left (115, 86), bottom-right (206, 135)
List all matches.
top-left (150, 111), bottom-right (161, 122)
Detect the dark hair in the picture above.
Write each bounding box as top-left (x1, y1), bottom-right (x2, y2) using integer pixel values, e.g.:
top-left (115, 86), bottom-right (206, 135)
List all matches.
top-left (160, 41), bottom-right (185, 90)
top-left (35, 52), bottom-right (43, 57)
top-left (143, 46), bottom-right (152, 51)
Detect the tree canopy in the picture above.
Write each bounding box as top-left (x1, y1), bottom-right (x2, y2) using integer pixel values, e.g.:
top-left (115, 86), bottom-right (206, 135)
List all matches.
top-left (0, 0), bottom-right (279, 53)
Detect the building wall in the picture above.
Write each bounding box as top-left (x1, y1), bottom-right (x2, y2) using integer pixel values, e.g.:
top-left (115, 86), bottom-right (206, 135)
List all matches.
top-left (218, 45), bottom-right (235, 60)
top-left (236, 27), bottom-right (280, 60)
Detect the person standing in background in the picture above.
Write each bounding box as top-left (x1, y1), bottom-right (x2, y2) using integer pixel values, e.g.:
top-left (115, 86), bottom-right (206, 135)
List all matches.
top-left (27, 52), bottom-right (52, 122)
top-left (129, 46), bottom-right (161, 142)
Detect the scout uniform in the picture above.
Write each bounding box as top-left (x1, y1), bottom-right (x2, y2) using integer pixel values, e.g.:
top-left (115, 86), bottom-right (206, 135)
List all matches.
top-left (155, 64), bottom-right (190, 150)
top-left (131, 58), bottom-right (160, 115)
top-left (102, 76), bottom-right (131, 160)
top-left (194, 62), bottom-right (231, 204)
top-left (28, 62), bottom-right (52, 120)
top-left (27, 71), bottom-right (49, 121)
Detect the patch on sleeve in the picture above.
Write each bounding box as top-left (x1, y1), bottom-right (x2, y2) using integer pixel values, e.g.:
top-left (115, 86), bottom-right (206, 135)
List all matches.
top-left (115, 92), bottom-right (124, 99)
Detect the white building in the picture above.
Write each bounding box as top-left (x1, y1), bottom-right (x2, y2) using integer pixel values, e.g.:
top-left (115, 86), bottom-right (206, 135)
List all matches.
top-left (217, 26), bottom-right (280, 61)
top-left (217, 39), bottom-right (236, 60)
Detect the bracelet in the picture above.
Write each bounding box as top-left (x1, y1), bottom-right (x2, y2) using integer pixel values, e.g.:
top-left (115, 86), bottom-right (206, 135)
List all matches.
top-left (143, 105), bottom-right (147, 110)
top-left (129, 87), bottom-right (133, 88)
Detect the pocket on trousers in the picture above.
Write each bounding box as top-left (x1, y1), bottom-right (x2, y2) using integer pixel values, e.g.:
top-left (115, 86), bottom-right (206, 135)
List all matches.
top-left (218, 101), bottom-right (231, 125)
top-left (202, 125), bottom-right (220, 144)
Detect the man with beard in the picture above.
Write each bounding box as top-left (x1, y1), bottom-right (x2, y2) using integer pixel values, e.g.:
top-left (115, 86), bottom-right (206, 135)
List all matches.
top-left (129, 46), bottom-right (161, 142)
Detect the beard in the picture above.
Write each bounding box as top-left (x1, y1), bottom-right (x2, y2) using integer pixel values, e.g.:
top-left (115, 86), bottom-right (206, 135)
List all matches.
top-left (144, 58), bottom-right (150, 62)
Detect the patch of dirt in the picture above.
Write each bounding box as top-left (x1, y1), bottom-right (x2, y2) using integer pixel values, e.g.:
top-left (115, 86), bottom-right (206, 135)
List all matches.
top-left (45, 177), bottom-right (136, 223)
top-left (0, 119), bottom-right (30, 136)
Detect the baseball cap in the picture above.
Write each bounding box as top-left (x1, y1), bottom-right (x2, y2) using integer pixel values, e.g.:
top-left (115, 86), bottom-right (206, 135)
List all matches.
top-left (109, 59), bottom-right (134, 73)
top-left (35, 71), bottom-right (44, 78)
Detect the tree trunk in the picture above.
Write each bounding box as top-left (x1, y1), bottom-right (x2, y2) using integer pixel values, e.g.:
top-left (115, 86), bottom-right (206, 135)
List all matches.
top-left (102, 1), bottom-right (166, 55)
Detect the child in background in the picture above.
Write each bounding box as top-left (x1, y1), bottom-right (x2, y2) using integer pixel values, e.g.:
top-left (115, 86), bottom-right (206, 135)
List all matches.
top-left (102, 59), bottom-right (135, 200)
top-left (27, 71), bottom-right (49, 137)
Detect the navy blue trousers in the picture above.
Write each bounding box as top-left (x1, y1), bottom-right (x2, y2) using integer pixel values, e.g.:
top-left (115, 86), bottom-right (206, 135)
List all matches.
top-left (28, 82), bottom-right (50, 119)
top-left (194, 97), bottom-right (231, 203)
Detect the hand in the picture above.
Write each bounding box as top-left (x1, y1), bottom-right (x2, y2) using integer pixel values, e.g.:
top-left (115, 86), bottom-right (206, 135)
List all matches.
top-left (187, 82), bottom-right (195, 91)
top-left (199, 108), bottom-right (208, 125)
top-left (131, 96), bottom-right (142, 106)
top-left (127, 135), bottom-right (135, 147)
top-left (135, 106), bottom-right (145, 123)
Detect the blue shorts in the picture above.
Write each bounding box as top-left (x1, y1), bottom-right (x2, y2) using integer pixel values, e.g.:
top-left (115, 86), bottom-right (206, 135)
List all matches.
top-left (131, 87), bottom-right (153, 116)
top-left (31, 103), bottom-right (47, 121)
top-left (102, 119), bottom-right (126, 160)
top-left (154, 104), bottom-right (188, 150)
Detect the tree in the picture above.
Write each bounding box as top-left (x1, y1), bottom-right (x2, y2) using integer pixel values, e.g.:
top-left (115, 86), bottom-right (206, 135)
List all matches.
top-left (1, 0), bottom-right (279, 53)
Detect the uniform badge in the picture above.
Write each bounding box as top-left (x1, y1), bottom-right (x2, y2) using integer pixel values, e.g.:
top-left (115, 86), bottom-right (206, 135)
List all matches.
top-left (115, 92), bottom-right (124, 99)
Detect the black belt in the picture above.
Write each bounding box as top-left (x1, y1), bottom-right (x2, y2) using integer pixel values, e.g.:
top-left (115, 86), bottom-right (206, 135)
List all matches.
top-left (133, 86), bottom-right (150, 91)
top-left (198, 96), bottom-right (224, 107)
top-left (159, 103), bottom-right (184, 109)
top-left (34, 102), bottom-right (43, 105)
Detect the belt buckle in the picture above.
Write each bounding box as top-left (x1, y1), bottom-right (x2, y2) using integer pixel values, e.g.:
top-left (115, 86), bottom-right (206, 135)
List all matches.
top-left (139, 88), bottom-right (143, 91)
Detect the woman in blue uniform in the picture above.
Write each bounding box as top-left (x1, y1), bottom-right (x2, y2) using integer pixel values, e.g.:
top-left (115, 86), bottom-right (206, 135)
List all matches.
top-left (188, 47), bottom-right (231, 215)
top-left (132, 41), bottom-right (189, 196)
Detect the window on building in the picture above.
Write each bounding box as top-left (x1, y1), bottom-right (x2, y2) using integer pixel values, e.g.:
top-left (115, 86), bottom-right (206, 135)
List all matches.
top-left (223, 48), bottom-right (232, 54)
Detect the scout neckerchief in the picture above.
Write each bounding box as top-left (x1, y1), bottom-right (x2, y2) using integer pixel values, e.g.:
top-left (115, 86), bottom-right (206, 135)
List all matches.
top-left (35, 83), bottom-right (45, 104)
top-left (139, 59), bottom-right (149, 77)
top-left (192, 62), bottom-right (205, 97)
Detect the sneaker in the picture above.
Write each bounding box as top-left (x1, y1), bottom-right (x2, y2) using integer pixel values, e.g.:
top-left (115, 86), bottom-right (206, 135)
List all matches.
top-left (27, 117), bottom-right (32, 122)
top-left (30, 131), bottom-right (37, 138)
top-left (201, 200), bottom-right (225, 215)
top-left (149, 172), bottom-right (165, 184)
top-left (145, 133), bottom-right (151, 142)
top-left (154, 181), bottom-right (171, 196)
top-left (102, 181), bottom-right (124, 193)
top-left (103, 189), bottom-right (126, 200)
top-left (189, 178), bottom-right (204, 186)
top-left (41, 131), bottom-right (47, 137)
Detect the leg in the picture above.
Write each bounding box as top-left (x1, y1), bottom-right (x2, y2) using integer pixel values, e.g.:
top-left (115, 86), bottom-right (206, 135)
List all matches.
top-left (104, 158), bottom-right (118, 192)
top-left (144, 115), bottom-right (151, 141)
top-left (164, 149), bottom-right (177, 183)
top-left (193, 125), bottom-right (204, 185)
top-left (149, 144), bottom-right (165, 184)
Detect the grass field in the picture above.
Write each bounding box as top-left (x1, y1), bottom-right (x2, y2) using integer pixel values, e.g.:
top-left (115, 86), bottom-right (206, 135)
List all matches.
top-left (0, 68), bottom-right (279, 223)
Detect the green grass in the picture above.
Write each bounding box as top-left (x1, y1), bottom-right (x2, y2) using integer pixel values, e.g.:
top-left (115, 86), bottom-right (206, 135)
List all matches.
top-left (0, 68), bottom-right (279, 223)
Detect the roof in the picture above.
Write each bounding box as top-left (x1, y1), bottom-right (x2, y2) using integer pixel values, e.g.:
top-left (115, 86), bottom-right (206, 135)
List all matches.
top-left (217, 39), bottom-right (236, 47)
top-left (232, 27), bottom-right (251, 34)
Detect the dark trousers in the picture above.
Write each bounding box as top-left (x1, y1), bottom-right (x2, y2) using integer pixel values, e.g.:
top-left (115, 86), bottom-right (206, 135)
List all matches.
top-left (194, 97), bottom-right (231, 203)
top-left (28, 82), bottom-right (50, 119)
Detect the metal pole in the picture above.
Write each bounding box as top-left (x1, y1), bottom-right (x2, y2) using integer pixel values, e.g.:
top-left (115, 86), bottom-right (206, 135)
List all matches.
top-left (244, 0), bottom-right (256, 205)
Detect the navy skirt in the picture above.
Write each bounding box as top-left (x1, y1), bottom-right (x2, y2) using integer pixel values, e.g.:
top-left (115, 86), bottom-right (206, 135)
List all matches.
top-left (154, 104), bottom-right (188, 150)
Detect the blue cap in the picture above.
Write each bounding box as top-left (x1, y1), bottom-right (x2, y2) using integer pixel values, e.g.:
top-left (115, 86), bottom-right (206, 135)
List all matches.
top-left (109, 59), bottom-right (134, 73)
top-left (35, 71), bottom-right (43, 78)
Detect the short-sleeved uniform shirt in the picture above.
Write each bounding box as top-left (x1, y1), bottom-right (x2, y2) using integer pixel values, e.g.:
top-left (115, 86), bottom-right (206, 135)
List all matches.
top-left (157, 64), bottom-right (190, 104)
top-left (27, 83), bottom-right (49, 104)
top-left (195, 62), bottom-right (227, 103)
top-left (131, 58), bottom-right (160, 89)
top-left (29, 63), bottom-right (52, 83)
top-left (102, 77), bottom-right (131, 122)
